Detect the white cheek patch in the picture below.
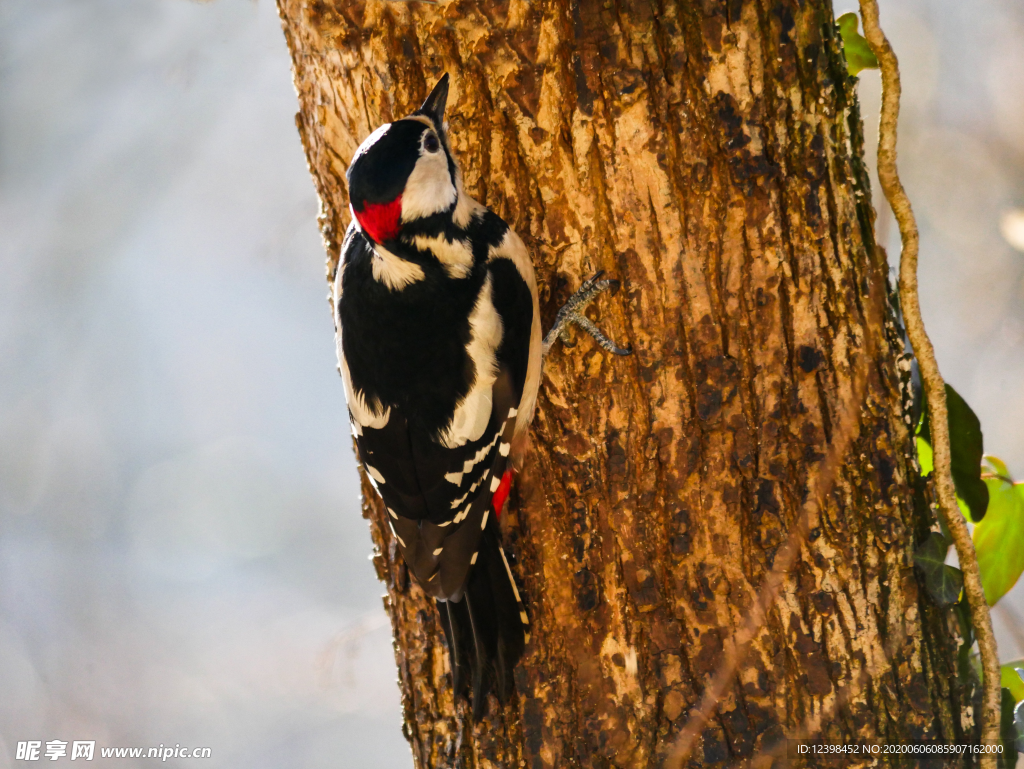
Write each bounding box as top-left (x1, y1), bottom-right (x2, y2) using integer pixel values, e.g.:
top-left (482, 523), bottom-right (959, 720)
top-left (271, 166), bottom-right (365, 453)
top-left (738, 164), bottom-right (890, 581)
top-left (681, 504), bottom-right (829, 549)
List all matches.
top-left (440, 276), bottom-right (503, 448)
top-left (402, 151), bottom-right (456, 221)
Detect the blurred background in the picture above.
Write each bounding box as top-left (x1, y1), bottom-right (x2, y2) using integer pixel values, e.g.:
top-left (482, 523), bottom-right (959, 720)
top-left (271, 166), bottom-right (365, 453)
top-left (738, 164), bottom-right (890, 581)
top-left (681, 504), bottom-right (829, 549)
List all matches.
top-left (0, 0), bottom-right (1021, 766)
top-left (0, 1), bottom-right (407, 766)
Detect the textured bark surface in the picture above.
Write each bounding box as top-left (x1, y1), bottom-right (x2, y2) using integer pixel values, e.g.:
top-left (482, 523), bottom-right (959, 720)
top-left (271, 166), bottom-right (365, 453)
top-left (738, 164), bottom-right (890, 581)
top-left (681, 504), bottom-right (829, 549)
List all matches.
top-left (276, 0), bottom-right (968, 765)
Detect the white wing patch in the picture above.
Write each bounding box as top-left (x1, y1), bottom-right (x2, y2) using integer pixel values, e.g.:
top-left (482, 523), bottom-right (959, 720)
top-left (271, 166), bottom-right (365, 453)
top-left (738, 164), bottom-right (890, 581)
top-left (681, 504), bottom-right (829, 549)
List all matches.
top-left (461, 431), bottom-right (502, 474)
top-left (371, 245), bottom-right (425, 291)
top-left (448, 414), bottom-right (513, 507)
top-left (339, 348), bottom-right (391, 429)
top-left (439, 275), bottom-right (503, 448)
top-left (488, 231), bottom-right (542, 446)
top-left (409, 234), bottom-right (474, 279)
top-left (487, 228), bottom-right (534, 281)
top-left (334, 231), bottom-right (392, 431)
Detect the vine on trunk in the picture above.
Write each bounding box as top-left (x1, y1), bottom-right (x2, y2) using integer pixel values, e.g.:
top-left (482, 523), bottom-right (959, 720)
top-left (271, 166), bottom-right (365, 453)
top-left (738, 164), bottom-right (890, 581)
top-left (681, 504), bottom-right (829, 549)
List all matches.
top-left (856, 0), bottom-right (1002, 762)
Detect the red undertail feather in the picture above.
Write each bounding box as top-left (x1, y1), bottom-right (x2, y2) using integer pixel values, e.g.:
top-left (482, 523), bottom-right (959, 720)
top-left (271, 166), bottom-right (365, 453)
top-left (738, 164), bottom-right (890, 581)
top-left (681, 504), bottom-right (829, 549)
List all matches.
top-left (355, 196), bottom-right (403, 243)
top-left (492, 470), bottom-right (513, 519)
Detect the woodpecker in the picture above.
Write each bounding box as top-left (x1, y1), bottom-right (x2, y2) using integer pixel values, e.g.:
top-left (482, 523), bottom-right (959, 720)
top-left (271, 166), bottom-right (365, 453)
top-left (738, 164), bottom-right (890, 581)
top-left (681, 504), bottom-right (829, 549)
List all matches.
top-left (334, 74), bottom-right (628, 717)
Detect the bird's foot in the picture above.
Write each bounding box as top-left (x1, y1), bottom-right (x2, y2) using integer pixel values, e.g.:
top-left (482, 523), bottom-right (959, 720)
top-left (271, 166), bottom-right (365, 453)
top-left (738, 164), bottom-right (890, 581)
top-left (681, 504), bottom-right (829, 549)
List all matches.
top-left (542, 271), bottom-right (631, 357)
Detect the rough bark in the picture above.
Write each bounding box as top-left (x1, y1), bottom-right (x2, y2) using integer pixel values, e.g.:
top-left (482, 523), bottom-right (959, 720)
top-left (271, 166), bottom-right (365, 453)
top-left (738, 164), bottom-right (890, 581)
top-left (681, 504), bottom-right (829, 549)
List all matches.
top-left (276, 0), bottom-right (968, 765)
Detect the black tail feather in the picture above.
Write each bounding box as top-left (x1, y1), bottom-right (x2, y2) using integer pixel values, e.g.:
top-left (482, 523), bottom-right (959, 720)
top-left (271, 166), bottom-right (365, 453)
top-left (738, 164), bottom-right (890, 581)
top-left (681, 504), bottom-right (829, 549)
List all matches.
top-left (436, 601), bottom-right (466, 695)
top-left (435, 524), bottom-right (527, 719)
top-left (463, 590), bottom-right (489, 720)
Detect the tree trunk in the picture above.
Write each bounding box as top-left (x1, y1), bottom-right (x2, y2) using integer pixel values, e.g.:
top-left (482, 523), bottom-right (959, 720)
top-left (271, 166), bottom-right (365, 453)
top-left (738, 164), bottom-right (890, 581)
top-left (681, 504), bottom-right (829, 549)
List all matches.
top-left (277, 0), bottom-right (969, 765)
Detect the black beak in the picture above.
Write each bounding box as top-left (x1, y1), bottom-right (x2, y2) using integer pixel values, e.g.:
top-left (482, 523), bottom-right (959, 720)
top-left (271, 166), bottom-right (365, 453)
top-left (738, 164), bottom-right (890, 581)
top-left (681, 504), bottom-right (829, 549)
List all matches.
top-left (417, 73), bottom-right (450, 128)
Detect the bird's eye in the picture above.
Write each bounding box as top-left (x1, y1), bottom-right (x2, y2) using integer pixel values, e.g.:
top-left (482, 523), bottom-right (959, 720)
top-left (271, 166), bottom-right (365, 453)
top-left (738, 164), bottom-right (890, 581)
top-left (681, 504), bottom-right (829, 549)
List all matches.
top-left (423, 133), bottom-right (440, 153)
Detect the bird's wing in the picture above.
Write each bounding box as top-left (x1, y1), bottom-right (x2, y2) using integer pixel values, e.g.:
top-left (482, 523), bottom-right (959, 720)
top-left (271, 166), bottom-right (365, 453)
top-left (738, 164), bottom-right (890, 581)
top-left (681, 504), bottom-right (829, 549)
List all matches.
top-left (338, 247), bottom-right (536, 600)
top-left (352, 366), bottom-right (521, 600)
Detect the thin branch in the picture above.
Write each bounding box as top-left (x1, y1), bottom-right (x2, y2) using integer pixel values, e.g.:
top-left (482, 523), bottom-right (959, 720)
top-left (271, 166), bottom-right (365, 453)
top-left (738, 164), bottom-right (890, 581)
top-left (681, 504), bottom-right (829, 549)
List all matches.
top-left (856, 1), bottom-right (1001, 763)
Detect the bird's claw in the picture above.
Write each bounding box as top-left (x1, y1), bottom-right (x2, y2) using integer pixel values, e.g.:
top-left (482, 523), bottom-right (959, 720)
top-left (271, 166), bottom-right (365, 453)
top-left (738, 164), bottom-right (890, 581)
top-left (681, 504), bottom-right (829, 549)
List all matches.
top-left (543, 271), bottom-right (632, 357)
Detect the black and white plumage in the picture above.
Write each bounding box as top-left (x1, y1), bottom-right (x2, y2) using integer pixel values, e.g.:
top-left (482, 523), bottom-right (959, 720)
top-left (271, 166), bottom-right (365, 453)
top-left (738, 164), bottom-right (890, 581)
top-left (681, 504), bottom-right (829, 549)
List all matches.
top-left (334, 75), bottom-right (540, 716)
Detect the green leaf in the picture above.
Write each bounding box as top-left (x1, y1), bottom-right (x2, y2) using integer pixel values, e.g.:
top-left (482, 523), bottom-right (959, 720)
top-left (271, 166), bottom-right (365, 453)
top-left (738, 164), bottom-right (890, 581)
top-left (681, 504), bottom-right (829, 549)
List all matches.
top-left (837, 13), bottom-right (879, 77)
top-left (947, 386), bottom-right (989, 522)
top-left (917, 384), bottom-right (989, 522)
top-left (913, 532), bottom-right (964, 606)
top-left (986, 455), bottom-right (1012, 480)
top-left (1001, 662), bottom-right (1024, 703)
top-left (1000, 688), bottom-right (1019, 768)
top-left (974, 465), bottom-right (1024, 606)
top-left (917, 436), bottom-right (934, 476)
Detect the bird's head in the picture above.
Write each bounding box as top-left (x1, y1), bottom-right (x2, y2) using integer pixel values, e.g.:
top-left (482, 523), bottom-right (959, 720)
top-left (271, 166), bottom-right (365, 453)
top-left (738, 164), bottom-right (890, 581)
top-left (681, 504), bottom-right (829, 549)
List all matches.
top-left (346, 74), bottom-right (457, 245)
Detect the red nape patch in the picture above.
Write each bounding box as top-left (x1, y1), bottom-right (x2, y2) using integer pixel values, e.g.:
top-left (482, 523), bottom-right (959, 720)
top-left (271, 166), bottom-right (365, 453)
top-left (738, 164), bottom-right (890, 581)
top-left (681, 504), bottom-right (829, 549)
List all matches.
top-left (492, 470), bottom-right (514, 519)
top-left (354, 195), bottom-right (403, 243)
